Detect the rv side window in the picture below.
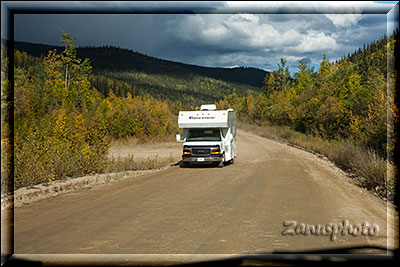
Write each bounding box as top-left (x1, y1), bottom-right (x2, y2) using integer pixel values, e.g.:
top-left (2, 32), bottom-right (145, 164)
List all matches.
top-left (187, 129), bottom-right (221, 142)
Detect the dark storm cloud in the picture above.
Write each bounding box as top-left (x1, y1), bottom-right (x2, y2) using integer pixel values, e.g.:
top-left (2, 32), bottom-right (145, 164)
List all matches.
top-left (14, 14), bottom-right (171, 54)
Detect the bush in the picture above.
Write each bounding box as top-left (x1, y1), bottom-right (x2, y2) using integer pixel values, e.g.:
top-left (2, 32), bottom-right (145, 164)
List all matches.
top-left (14, 109), bottom-right (110, 188)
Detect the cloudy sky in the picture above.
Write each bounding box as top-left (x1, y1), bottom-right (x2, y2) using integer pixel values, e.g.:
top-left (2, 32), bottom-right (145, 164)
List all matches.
top-left (9, 1), bottom-right (399, 73)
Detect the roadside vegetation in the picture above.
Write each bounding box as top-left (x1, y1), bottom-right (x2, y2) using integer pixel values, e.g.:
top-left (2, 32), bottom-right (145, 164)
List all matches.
top-left (217, 30), bottom-right (398, 200)
top-left (8, 32), bottom-right (179, 189)
top-left (104, 154), bottom-right (177, 174)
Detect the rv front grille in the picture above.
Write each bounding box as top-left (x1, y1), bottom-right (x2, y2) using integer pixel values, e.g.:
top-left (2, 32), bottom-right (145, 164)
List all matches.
top-left (192, 149), bottom-right (211, 155)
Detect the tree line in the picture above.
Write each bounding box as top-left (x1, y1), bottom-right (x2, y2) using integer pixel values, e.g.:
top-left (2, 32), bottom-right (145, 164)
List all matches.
top-left (218, 29), bottom-right (398, 161)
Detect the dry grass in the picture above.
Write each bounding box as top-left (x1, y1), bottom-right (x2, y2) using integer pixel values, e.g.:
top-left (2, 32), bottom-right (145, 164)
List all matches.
top-left (103, 154), bottom-right (176, 173)
top-left (237, 120), bottom-right (297, 143)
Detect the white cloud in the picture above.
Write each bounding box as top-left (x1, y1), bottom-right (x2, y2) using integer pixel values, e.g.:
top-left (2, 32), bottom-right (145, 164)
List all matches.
top-left (325, 14), bottom-right (362, 27)
top-left (285, 56), bottom-right (306, 63)
top-left (296, 31), bottom-right (338, 53)
top-left (166, 14), bottom-right (342, 55)
top-left (166, 14), bottom-right (306, 52)
top-left (221, 1), bottom-right (394, 13)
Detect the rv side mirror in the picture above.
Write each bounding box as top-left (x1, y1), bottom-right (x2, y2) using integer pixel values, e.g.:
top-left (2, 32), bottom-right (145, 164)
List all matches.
top-left (176, 134), bottom-right (183, 142)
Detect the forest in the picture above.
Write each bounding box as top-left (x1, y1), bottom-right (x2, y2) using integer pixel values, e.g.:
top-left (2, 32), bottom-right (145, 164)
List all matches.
top-left (1, 29), bottom-right (398, 196)
top-left (218, 32), bottom-right (398, 160)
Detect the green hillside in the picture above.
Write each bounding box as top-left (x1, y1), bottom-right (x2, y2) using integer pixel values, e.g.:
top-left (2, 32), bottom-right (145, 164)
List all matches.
top-left (12, 40), bottom-right (264, 105)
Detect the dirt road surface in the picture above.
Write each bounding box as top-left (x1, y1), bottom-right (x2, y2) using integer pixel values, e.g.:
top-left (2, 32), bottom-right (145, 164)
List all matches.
top-left (9, 129), bottom-right (397, 263)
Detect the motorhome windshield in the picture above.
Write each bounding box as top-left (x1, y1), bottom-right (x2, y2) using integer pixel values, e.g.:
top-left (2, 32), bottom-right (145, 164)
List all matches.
top-left (186, 129), bottom-right (221, 142)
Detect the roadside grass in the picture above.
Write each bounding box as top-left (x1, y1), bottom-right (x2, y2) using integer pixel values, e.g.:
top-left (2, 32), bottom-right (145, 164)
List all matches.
top-left (238, 120), bottom-right (393, 201)
top-left (12, 136), bottom-right (179, 191)
top-left (103, 154), bottom-right (177, 173)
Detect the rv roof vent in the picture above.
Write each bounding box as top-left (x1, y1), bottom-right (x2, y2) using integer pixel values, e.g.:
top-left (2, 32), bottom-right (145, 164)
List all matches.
top-left (200, 104), bottom-right (216, 111)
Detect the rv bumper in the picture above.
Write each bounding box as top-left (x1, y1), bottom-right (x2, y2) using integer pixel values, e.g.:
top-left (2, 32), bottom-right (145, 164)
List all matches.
top-left (182, 156), bottom-right (222, 163)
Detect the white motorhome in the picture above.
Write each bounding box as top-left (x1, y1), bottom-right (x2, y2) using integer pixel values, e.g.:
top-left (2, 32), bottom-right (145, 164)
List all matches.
top-left (176, 104), bottom-right (236, 167)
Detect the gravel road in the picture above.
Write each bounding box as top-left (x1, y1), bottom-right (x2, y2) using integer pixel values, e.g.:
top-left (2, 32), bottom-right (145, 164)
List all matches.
top-left (8, 129), bottom-right (398, 264)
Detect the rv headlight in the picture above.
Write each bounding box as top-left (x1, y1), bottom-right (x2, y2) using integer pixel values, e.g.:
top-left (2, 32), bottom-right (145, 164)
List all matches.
top-left (183, 146), bottom-right (191, 155)
top-left (210, 146), bottom-right (221, 155)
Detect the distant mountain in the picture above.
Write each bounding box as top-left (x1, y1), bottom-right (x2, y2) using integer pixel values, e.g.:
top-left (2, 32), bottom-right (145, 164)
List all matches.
top-left (12, 40), bottom-right (269, 88)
